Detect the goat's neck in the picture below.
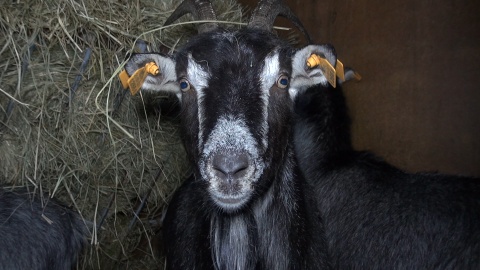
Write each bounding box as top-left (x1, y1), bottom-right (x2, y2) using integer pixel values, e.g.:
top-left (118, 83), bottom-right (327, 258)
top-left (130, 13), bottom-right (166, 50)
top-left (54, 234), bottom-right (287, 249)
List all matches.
top-left (210, 148), bottom-right (302, 270)
top-left (294, 86), bottom-right (353, 168)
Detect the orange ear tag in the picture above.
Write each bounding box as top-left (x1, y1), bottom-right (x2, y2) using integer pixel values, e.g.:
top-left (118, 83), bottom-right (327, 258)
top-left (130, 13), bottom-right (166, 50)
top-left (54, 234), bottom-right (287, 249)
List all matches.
top-left (335, 60), bottom-right (345, 82)
top-left (306, 54), bottom-right (337, 88)
top-left (119, 62), bottom-right (159, 96)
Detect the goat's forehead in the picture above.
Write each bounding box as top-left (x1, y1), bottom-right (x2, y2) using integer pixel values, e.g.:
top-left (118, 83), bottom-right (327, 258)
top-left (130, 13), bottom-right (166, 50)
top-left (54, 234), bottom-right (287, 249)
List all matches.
top-left (177, 30), bottom-right (290, 73)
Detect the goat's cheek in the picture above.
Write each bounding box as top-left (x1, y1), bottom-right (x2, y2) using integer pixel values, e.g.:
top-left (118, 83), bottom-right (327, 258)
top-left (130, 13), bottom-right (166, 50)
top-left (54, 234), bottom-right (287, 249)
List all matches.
top-left (267, 89), bottom-right (292, 129)
top-left (181, 92), bottom-right (202, 141)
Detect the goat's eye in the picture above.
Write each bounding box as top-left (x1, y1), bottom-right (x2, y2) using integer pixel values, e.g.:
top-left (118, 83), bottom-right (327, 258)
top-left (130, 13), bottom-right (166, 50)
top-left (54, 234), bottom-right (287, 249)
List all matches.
top-left (179, 79), bottom-right (190, 92)
top-left (276, 75), bottom-right (289, 89)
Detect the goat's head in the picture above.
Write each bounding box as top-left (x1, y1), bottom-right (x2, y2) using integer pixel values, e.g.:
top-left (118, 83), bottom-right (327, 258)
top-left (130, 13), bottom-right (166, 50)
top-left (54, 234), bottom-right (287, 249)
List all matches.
top-left (124, 0), bottom-right (339, 212)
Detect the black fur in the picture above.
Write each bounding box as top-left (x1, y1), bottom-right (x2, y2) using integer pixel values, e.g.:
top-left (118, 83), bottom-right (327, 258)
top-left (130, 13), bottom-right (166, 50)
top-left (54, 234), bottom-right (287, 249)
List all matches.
top-left (294, 82), bottom-right (480, 269)
top-left (0, 188), bottom-right (87, 270)
top-left (162, 29), bottom-right (331, 269)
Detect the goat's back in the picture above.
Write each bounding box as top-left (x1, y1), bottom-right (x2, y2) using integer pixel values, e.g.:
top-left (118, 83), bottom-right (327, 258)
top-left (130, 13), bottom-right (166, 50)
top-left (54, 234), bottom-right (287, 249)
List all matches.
top-left (294, 86), bottom-right (480, 269)
top-left (317, 154), bottom-right (480, 269)
top-left (0, 188), bottom-right (86, 270)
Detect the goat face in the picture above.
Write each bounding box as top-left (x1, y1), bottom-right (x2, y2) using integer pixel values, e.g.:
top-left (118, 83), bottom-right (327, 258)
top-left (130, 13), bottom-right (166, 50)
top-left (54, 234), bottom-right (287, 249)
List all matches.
top-left (124, 10), bottom-right (338, 214)
top-left (180, 30), bottom-right (296, 212)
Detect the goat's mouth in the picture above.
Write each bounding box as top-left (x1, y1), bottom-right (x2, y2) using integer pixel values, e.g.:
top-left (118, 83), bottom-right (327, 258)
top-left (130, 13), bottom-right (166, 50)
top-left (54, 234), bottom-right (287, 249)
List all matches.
top-left (203, 155), bottom-right (257, 212)
top-left (209, 191), bottom-right (252, 212)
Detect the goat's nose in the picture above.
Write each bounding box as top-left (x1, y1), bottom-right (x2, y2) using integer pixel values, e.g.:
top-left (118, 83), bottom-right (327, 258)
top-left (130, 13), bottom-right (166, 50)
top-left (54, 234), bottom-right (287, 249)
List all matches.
top-left (211, 152), bottom-right (249, 180)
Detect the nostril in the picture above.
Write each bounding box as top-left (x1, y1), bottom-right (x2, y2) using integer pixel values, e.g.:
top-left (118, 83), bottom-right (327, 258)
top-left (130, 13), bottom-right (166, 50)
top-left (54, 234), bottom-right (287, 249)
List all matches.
top-left (211, 152), bottom-right (249, 179)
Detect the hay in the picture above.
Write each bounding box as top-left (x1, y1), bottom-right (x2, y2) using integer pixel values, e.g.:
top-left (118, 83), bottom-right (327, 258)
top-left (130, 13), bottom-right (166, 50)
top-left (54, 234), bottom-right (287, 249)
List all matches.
top-left (0, 0), bottom-right (244, 268)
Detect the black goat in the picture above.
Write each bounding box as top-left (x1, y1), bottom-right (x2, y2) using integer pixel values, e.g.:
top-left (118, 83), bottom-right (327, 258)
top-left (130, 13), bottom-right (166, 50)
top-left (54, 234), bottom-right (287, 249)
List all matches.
top-left (294, 64), bottom-right (480, 268)
top-left (0, 188), bottom-right (87, 270)
top-left (122, 0), bottom-right (341, 268)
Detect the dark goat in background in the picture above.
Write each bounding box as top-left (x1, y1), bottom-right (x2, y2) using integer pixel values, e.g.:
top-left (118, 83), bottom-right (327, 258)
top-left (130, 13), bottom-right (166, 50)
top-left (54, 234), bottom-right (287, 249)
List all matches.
top-left (123, 0), bottom-right (341, 268)
top-left (0, 188), bottom-right (87, 270)
top-left (294, 68), bottom-right (480, 268)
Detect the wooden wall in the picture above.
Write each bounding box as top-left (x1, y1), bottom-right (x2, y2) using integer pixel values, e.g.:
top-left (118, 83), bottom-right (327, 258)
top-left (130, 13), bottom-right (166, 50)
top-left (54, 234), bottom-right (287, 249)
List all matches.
top-left (239, 0), bottom-right (480, 176)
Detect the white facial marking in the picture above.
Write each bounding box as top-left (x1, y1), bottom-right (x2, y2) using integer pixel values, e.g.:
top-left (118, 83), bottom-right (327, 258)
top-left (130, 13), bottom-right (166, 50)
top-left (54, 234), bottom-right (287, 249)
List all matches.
top-left (186, 54), bottom-right (210, 147)
top-left (200, 116), bottom-right (265, 210)
top-left (202, 117), bottom-right (260, 160)
top-left (259, 51), bottom-right (281, 149)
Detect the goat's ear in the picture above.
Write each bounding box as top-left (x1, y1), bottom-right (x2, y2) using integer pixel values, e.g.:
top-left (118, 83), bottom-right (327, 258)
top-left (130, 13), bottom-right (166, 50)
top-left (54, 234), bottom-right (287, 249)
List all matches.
top-left (289, 44), bottom-right (337, 99)
top-left (123, 53), bottom-right (180, 98)
top-left (342, 67), bottom-right (362, 84)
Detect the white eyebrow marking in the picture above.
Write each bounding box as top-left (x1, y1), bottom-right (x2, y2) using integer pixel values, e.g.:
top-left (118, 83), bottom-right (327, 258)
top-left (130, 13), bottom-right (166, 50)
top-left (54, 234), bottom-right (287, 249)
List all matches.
top-left (258, 51), bottom-right (280, 149)
top-left (186, 54), bottom-right (210, 148)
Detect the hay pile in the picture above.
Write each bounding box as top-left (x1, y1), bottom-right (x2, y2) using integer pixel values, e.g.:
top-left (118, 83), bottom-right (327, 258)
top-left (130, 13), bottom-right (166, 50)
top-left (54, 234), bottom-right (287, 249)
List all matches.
top-left (0, 0), bottom-right (243, 269)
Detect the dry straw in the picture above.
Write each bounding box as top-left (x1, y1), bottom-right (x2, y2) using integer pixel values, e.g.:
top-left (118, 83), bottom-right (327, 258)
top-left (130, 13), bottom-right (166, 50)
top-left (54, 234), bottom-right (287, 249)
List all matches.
top-left (0, 0), bottom-right (243, 268)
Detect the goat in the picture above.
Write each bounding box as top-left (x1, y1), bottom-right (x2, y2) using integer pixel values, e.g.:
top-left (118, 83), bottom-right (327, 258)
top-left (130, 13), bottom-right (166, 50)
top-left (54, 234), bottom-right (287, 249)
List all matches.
top-left (122, 0), bottom-right (343, 268)
top-left (0, 188), bottom-right (87, 270)
top-left (294, 56), bottom-right (480, 268)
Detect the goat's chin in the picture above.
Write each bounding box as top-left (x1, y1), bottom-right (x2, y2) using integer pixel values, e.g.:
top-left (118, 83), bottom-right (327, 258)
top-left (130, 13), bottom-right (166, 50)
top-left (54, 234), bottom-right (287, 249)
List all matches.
top-left (209, 191), bottom-right (252, 213)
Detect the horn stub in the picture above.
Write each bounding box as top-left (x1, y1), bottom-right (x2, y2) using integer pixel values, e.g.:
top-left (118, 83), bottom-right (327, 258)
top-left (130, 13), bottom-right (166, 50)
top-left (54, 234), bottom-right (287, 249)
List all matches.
top-left (164, 0), bottom-right (218, 33)
top-left (248, 0), bottom-right (312, 44)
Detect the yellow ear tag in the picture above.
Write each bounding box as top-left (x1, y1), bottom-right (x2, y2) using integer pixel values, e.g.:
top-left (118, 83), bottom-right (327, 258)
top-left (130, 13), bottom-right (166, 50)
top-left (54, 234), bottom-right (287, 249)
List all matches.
top-left (306, 54), bottom-right (337, 88)
top-left (119, 70), bottom-right (131, 89)
top-left (335, 60), bottom-right (345, 82)
top-left (119, 62), bottom-right (159, 96)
